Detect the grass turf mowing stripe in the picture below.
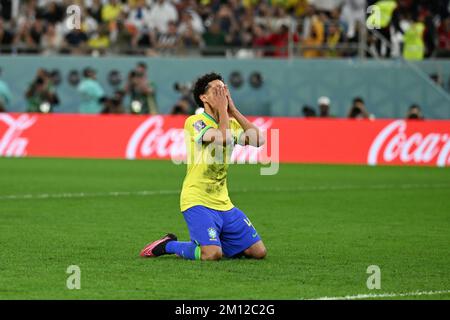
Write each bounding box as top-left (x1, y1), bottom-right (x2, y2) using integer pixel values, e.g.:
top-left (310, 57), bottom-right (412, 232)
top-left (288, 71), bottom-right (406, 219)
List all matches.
top-left (1, 183), bottom-right (449, 201)
top-left (312, 289), bottom-right (450, 300)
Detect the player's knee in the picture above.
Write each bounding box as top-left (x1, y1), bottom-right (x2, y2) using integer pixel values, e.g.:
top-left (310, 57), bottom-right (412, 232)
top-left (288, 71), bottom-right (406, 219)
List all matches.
top-left (252, 247), bottom-right (267, 259)
top-left (201, 246), bottom-right (222, 261)
top-left (246, 243), bottom-right (267, 259)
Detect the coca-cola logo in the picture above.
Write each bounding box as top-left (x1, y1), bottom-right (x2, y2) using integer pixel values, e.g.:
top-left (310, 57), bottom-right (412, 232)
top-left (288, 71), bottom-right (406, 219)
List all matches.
top-left (0, 114), bottom-right (36, 157)
top-left (368, 120), bottom-right (450, 167)
top-left (126, 116), bottom-right (273, 162)
top-left (126, 116), bottom-right (185, 160)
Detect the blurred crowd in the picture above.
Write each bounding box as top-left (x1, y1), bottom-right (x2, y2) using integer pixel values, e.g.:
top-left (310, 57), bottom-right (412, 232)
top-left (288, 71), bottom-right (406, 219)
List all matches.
top-left (301, 95), bottom-right (424, 120)
top-left (0, 0), bottom-right (449, 59)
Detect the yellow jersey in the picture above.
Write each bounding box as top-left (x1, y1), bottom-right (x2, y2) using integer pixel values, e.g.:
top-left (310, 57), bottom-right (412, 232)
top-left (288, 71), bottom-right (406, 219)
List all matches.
top-left (180, 112), bottom-right (243, 212)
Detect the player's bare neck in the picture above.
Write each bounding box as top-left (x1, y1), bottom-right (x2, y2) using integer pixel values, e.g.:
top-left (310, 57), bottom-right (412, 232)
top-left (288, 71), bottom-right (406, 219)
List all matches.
top-left (204, 105), bottom-right (219, 123)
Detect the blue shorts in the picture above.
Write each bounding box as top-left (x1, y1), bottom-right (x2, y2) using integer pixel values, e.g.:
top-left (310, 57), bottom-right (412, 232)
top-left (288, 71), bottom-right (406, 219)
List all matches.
top-left (182, 205), bottom-right (262, 258)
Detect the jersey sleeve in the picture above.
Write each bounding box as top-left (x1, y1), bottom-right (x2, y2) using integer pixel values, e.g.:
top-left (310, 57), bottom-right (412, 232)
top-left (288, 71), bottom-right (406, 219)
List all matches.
top-left (230, 118), bottom-right (244, 145)
top-left (185, 116), bottom-right (213, 143)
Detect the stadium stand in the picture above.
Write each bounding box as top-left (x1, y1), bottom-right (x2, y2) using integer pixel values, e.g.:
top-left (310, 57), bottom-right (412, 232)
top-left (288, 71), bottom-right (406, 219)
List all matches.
top-left (0, 0), bottom-right (448, 58)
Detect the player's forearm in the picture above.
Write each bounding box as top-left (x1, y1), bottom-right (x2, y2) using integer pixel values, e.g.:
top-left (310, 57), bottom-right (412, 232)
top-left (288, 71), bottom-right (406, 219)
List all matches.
top-left (232, 109), bottom-right (256, 132)
top-left (218, 107), bottom-right (231, 145)
top-left (232, 109), bottom-right (265, 146)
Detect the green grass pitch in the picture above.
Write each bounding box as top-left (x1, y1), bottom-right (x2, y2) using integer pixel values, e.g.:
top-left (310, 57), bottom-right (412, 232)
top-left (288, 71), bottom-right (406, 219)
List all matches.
top-left (0, 157), bottom-right (449, 300)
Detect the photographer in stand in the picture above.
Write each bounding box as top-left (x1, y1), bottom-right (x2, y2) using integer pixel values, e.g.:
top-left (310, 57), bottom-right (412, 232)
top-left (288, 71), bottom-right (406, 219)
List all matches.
top-left (406, 104), bottom-right (424, 120)
top-left (170, 82), bottom-right (197, 115)
top-left (125, 63), bottom-right (158, 115)
top-left (101, 90), bottom-right (126, 114)
top-left (25, 69), bottom-right (60, 113)
top-left (347, 97), bottom-right (373, 119)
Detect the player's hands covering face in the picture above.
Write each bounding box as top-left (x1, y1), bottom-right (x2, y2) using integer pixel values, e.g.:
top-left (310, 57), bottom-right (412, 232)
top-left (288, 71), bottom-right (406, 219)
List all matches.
top-left (224, 85), bottom-right (237, 116)
top-left (210, 85), bottom-right (228, 114)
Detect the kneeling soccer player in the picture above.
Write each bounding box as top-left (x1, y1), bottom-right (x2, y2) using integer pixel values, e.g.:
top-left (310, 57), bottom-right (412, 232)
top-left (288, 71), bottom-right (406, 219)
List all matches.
top-left (140, 73), bottom-right (267, 261)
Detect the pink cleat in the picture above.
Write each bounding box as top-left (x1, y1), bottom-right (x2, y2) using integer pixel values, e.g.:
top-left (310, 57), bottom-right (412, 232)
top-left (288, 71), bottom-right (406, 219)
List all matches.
top-left (140, 233), bottom-right (177, 257)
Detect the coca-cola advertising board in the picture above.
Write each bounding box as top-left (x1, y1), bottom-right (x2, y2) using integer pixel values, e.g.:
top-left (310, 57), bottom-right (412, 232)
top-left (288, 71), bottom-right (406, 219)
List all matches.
top-left (0, 113), bottom-right (449, 167)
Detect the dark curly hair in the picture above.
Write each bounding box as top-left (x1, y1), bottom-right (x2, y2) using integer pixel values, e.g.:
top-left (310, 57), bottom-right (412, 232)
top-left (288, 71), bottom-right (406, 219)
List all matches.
top-left (192, 72), bottom-right (224, 109)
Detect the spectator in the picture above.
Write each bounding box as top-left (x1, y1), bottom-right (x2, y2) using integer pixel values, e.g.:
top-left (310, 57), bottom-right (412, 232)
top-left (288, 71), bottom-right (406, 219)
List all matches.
top-left (37, 1), bottom-right (64, 24)
top-left (293, 0), bottom-right (310, 17)
top-left (202, 22), bottom-right (226, 56)
top-left (269, 6), bottom-right (295, 33)
top-left (228, 0), bottom-right (246, 21)
top-left (403, 18), bottom-right (426, 61)
top-left (25, 69), bottom-right (60, 113)
top-left (302, 105), bottom-right (317, 117)
top-left (148, 0), bottom-right (178, 33)
top-left (111, 15), bottom-right (138, 54)
top-left (127, 0), bottom-right (151, 32)
top-left (87, 0), bottom-right (103, 24)
top-left (81, 8), bottom-right (100, 37)
top-left (88, 24), bottom-right (111, 54)
top-left (136, 25), bottom-right (158, 55)
top-left (367, 0), bottom-right (398, 57)
top-left (254, 2), bottom-right (274, 31)
top-left (0, 68), bottom-right (12, 112)
top-left (41, 23), bottom-right (63, 55)
top-left (340, 0), bottom-right (366, 39)
top-left (265, 24), bottom-right (299, 58)
top-left (0, 18), bottom-right (14, 53)
top-left (178, 10), bottom-right (205, 35)
top-left (26, 19), bottom-right (45, 53)
top-left (430, 73), bottom-right (444, 87)
top-left (309, 0), bottom-right (344, 13)
top-left (216, 3), bottom-right (237, 34)
top-left (180, 22), bottom-right (203, 49)
top-left (325, 22), bottom-right (343, 57)
top-left (86, 0), bottom-right (103, 23)
top-left (422, 11), bottom-right (438, 58)
top-left (64, 28), bottom-right (88, 54)
top-left (101, 0), bottom-right (123, 23)
top-left (317, 96), bottom-right (332, 117)
top-left (154, 20), bottom-right (181, 53)
top-left (77, 67), bottom-right (105, 114)
top-left (437, 17), bottom-right (450, 57)
top-left (252, 23), bottom-right (270, 57)
top-left (303, 12), bottom-right (325, 58)
top-left (406, 104), bottom-right (424, 120)
top-left (347, 97), bottom-right (370, 119)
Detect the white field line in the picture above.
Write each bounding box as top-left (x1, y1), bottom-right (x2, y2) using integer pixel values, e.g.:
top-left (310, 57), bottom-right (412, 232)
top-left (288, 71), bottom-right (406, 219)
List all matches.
top-left (0, 183), bottom-right (449, 201)
top-left (311, 289), bottom-right (450, 300)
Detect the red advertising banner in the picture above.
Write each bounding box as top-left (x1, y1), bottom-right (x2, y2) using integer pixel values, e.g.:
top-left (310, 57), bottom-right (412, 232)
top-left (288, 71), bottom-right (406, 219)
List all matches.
top-left (0, 113), bottom-right (449, 167)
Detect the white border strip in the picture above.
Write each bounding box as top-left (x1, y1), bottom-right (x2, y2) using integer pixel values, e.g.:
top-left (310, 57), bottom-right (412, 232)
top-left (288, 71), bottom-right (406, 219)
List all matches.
top-left (0, 183), bottom-right (449, 201)
top-left (312, 290), bottom-right (450, 300)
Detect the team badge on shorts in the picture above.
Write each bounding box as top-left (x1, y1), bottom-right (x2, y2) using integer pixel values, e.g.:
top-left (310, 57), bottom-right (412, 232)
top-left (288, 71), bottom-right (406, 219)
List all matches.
top-left (208, 228), bottom-right (218, 241)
